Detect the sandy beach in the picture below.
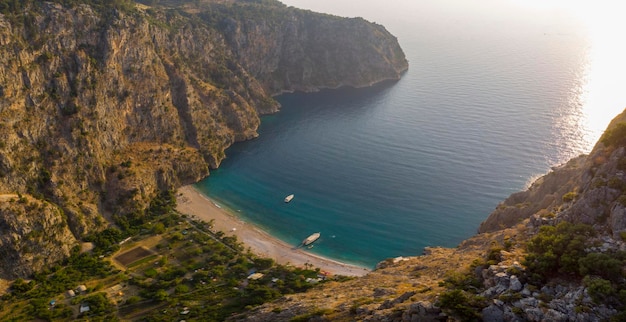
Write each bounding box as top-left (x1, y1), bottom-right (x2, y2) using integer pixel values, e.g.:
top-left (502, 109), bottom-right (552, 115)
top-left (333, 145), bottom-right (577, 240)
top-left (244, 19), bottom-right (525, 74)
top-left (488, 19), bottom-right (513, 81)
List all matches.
top-left (176, 185), bottom-right (370, 277)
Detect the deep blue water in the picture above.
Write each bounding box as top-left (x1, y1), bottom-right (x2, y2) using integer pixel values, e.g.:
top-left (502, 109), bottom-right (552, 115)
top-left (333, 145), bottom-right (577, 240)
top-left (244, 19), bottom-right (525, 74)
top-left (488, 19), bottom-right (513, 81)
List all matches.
top-left (195, 0), bottom-right (626, 268)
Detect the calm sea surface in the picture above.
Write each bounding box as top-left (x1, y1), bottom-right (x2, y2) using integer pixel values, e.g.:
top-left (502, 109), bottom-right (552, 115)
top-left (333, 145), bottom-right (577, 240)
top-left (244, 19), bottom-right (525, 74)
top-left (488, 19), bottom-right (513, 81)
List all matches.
top-left (195, 0), bottom-right (626, 268)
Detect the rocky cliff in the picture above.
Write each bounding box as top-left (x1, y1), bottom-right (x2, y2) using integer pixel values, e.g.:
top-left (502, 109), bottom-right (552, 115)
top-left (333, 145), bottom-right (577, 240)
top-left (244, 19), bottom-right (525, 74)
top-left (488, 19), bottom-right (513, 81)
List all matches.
top-left (214, 2), bottom-right (408, 95)
top-left (479, 110), bottom-right (626, 237)
top-left (0, 0), bottom-right (407, 278)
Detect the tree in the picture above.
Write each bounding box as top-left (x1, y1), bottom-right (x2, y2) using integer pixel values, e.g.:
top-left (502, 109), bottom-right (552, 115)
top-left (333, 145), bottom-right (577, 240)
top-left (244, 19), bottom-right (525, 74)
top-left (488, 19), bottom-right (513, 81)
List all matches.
top-left (154, 289), bottom-right (168, 301)
top-left (152, 222), bottom-right (166, 234)
top-left (82, 292), bottom-right (115, 316)
top-left (523, 222), bottom-right (595, 281)
top-left (11, 278), bottom-right (34, 295)
top-left (579, 252), bottom-right (623, 282)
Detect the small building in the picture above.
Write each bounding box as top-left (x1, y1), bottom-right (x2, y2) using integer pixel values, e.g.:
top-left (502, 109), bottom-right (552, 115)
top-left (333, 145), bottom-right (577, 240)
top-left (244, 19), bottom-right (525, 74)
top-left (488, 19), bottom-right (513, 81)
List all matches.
top-left (247, 273), bottom-right (264, 280)
top-left (305, 277), bottom-right (321, 284)
top-left (79, 303), bottom-right (90, 313)
top-left (76, 285), bottom-right (87, 293)
top-left (66, 290), bottom-right (76, 297)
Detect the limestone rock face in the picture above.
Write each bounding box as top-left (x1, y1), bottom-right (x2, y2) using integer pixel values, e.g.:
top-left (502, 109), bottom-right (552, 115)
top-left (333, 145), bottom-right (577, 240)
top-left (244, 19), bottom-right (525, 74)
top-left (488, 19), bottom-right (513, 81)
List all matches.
top-left (480, 109), bottom-right (626, 236)
top-left (0, 195), bottom-right (76, 278)
top-left (0, 0), bottom-right (408, 277)
top-left (478, 155), bottom-right (586, 233)
top-left (218, 3), bottom-right (409, 95)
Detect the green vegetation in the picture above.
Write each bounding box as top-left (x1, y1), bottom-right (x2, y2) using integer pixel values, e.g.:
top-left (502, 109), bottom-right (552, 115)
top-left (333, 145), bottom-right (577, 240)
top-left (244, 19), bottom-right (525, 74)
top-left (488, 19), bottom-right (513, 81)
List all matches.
top-left (0, 190), bottom-right (334, 321)
top-left (522, 221), bottom-right (626, 315)
top-left (602, 122), bottom-right (626, 148)
top-left (562, 191), bottom-right (578, 202)
top-left (0, 0), bottom-right (136, 16)
top-left (438, 289), bottom-right (486, 321)
top-left (435, 222), bottom-right (626, 319)
top-left (523, 222), bottom-right (595, 281)
top-left (436, 252), bottom-right (495, 320)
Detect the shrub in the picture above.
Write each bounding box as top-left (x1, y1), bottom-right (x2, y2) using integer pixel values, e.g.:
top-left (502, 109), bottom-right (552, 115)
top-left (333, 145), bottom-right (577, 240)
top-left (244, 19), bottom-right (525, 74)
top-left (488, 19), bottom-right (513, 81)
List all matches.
top-left (523, 222), bottom-right (595, 281)
top-left (144, 268), bottom-right (157, 278)
top-left (602, 122), bottom-right (626, 148)
top-left (562, 191), bottom-right (577, 202)
top-left (441, 270), bottom-right (481, 291)
top-left (583, 276), bottom-right (615, 303)
top-left (125, 296), bottom-right (140, 305)
top-left (175, 284), bottom-right (189, 294)
top-left (438, 289), bottom-right (486, 321)
top-left (579, 253), bottom-right (623, 282)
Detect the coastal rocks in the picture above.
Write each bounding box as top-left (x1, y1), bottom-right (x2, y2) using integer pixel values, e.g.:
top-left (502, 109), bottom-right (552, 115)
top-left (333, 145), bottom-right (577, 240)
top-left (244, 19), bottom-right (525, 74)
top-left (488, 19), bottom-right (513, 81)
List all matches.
top-left (482, 303), bottom-right (523, 322)
top-left (401, 301), bottom-right (442, 322)
top-left (478, 155), bottom-right (586, 233)
top-left (376, 256), bottom-right (414, 269)
top-left (480, 275), bottom-right (618, 322)
top-left (509, 275), bottom-right (523, 292)
top-left (480, 263), bottom-right (525, 297)
top-left (377, 291), bottom-right (416, 310)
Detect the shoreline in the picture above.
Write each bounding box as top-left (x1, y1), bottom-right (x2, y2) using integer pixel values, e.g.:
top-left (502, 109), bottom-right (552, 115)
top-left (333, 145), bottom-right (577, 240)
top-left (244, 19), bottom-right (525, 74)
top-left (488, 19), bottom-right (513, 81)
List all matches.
top-left (175, 185), bottom-right (371, 277)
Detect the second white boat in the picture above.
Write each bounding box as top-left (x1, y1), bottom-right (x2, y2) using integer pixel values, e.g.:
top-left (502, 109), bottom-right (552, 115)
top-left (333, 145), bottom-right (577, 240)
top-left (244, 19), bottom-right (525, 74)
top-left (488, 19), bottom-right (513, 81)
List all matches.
top-left (302, 232), bottom-right (320, 246)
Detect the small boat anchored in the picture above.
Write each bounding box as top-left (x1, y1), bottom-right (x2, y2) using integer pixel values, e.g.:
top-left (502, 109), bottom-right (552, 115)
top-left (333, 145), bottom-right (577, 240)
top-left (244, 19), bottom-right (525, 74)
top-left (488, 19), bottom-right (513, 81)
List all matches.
top-left (301, 232), bottom-right (320, 246)
top-left (284, 194), bottom-right (294, 203)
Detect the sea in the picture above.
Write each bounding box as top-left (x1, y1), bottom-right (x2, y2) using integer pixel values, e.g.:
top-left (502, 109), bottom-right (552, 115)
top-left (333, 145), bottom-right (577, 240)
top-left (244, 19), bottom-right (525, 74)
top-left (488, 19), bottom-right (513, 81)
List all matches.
top-left (194, 0), bottom-right (626, 268)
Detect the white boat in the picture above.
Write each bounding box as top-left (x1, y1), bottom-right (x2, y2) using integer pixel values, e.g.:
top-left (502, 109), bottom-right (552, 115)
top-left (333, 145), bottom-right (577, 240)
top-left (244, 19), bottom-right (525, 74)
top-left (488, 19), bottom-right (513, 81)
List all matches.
top-left (302, 232), bottom-right (320, 246)
top-left (284, 194), bottom-right (294, 203)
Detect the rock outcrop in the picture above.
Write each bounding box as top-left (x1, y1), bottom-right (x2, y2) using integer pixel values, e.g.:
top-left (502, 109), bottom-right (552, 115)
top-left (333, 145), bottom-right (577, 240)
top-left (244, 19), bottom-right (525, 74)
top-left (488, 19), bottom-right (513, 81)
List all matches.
top-left (0, 194), bottom-right (76, 277)
top-left (481, 109), bottom-right (626, 237)
top-left (0, 0), bottom-right (407, 278)
top-left (216, 3), bottom-right (408, 95)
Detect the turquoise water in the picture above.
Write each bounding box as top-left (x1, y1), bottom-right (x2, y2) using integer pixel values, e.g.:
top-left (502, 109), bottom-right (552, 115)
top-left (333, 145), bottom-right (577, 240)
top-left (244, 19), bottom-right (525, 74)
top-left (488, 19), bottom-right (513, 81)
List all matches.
top-left (195, 0), bottom-right (626, 268)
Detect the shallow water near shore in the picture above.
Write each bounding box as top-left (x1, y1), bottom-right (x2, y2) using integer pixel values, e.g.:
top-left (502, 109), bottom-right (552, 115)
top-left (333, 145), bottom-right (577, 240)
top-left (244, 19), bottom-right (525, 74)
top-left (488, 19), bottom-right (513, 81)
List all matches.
top-left (195, 0), bottom-right (626, 268)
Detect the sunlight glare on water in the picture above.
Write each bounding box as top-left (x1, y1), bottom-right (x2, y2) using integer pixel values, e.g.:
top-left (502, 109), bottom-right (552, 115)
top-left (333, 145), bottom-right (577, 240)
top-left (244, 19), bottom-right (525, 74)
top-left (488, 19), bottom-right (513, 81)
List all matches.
top-left (500, 0), bottom-right (626, 154)
top-left (283, 0), bottom-right (626, 159)
top-left (576, 3), bottom-right (626, 148)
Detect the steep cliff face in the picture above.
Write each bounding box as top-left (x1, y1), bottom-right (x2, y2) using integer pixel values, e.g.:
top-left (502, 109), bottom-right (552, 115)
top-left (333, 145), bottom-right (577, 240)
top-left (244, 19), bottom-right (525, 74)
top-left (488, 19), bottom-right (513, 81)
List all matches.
top-left (0, 1), bottom-right (408, 278)
top-left (0, 194), bottom-right (76, 277)
top-left (479, 110), bottom-right (626, 237)
top-left (214, 2), bottom-right (408, 95)
top-left (478, 155), bottom-right (586, 233)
